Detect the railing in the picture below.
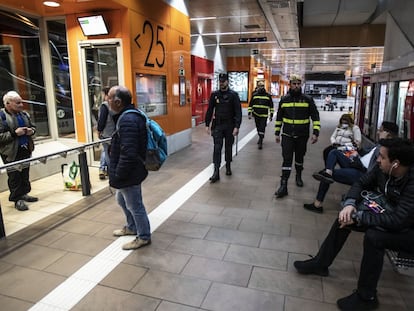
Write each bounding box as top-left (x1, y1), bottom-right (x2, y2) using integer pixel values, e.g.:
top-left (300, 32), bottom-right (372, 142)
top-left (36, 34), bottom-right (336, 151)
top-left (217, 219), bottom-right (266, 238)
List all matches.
top-left (0, 138), bottom-right (111, 239)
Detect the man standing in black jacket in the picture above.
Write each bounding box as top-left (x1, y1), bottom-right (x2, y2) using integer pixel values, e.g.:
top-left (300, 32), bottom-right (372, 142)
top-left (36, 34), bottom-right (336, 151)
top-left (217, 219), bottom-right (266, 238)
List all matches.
top-left (274, 74), bottom-right (320, 197)
top-left (205, 73), bottom-right (242, 183)
top-left (294, 138), bottom-right (414, 310)
top-left (107, 86), bottom-right (151, 251)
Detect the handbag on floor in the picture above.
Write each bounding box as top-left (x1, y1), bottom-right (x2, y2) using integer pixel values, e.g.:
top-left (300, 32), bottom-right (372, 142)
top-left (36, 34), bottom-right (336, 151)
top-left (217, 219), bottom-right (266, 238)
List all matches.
top-left (61, 161), bottom-right (82, 191)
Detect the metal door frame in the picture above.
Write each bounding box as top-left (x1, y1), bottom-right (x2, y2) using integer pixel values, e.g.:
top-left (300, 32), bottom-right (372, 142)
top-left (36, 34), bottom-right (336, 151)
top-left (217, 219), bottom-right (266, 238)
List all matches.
top-left (78, 39), bottom-right (124, 165)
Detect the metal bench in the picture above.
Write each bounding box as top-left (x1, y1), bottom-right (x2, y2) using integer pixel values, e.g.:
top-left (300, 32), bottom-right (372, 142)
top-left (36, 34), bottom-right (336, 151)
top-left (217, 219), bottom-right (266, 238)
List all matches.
top-left (386, 250), bottom-right (414, 276)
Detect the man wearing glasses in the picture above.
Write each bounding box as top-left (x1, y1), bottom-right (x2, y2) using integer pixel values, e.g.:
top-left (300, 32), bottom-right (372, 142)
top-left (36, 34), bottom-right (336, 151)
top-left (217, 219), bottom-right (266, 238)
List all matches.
top-left (274, 74), bottom-right (320, 198)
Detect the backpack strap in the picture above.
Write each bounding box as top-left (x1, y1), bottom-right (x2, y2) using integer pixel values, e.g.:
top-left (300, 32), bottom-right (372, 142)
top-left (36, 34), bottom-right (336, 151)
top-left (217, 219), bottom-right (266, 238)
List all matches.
top-left (115, 109), bottom-right (144, 133)
top-left (0, 110), bottom-right (8, 131)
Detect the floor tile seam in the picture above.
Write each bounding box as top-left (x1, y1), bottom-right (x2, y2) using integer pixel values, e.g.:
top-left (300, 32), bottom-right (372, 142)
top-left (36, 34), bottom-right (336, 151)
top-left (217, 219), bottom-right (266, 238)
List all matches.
top-left (28, 127), bottom-right (258, 311)
top-left (0, 192), bottom-right (113, 259)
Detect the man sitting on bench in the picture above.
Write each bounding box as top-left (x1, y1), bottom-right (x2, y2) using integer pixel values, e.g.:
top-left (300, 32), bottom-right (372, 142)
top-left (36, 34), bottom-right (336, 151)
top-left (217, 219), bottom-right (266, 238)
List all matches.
top-left (294, 137), bottom-right (414, 311)
top-left (303, 121), bottom-right (398, 214)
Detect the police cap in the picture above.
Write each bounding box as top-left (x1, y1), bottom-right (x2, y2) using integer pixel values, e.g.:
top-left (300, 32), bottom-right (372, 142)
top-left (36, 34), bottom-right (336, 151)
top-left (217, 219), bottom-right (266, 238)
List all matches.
top-left (219, 73), bottom-right (228, 81)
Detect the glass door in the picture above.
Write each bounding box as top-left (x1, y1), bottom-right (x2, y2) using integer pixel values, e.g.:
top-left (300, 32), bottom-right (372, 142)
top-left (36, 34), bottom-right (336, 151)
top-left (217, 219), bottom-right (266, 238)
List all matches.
top-left (79, 39), bottom-right (123, 165)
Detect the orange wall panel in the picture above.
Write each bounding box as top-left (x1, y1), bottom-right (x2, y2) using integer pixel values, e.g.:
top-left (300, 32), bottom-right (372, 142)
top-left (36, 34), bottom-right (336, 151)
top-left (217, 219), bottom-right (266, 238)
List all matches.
top-left (66, 9), bottom-right (129, 142)
top-left (66, 14), bottom-right (87, 142)
top-left (128, 4), bottom-right (191, 134)
top-left (227, 56), bottom-right (250, 71)
top-left (4, 0), bottom-right (191, 141)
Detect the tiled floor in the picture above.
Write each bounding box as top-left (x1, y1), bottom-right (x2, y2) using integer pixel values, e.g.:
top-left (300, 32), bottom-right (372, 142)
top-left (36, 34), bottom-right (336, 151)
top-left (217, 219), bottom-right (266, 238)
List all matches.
top-left (0, 109), bottom-right (413, 311)
top-left (0, 167), bottom-right (110, 236)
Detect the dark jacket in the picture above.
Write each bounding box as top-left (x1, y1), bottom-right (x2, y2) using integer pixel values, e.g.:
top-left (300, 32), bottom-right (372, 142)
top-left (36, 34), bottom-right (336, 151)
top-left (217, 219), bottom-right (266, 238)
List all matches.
top-left (0, 108), bottom-right (36, 162)
top-left (205, 88), bottom-right (242, 129)
top-left (97, 102), bottom-right (115, 139)
top-left (108, 105), bottom-right (148, 189)
top-left (344, 165), bottom-right (414, 231)
top-left (275, 90), bottom-right (320, 137)
top-left (248, 89), bottom-right (274, 118)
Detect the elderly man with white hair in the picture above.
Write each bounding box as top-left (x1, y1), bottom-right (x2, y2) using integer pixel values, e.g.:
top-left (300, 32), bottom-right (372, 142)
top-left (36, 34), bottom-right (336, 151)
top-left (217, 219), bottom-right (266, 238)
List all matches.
top-left (0, 91), bottom-right (37, 211)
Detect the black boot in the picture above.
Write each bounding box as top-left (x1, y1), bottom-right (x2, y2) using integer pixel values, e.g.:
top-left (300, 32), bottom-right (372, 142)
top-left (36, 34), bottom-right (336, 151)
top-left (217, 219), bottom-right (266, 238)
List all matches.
top-left (258, 137), bottom-right (263, 150)
top-left (275, 178), bottom-right (288, 198)
top-left (225, 162), bottom-right (232, 176)
top-left (210, 167), bottom-right (220, 183)
top-left (295, 170), bottom-right (304, 187)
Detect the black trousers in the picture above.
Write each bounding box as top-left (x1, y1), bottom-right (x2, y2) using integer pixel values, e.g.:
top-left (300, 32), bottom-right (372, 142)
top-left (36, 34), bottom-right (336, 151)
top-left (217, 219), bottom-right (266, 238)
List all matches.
top-left (5, 146), bottom-right (32, 202)
top-left (212, 123), bottom-right (234, 167)
top-left (280, 135), bottom-right (308, 177)
top-left (254, 116), bottom-right (267, 138)
top-left (314, 219), bottom-right (414, 298)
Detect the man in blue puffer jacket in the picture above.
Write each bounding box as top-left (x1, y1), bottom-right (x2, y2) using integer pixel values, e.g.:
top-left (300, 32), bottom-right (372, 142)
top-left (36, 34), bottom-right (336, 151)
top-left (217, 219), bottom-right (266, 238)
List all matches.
top-left (107, 85), bottom-right (151, 250)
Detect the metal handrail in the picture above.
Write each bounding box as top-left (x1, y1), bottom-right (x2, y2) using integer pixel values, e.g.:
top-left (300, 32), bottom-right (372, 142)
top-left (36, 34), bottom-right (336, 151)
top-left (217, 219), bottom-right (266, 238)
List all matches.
top-left (0, 137), bottom-right (111, 172)
top-left (0, 137), bottom-right (111, 239)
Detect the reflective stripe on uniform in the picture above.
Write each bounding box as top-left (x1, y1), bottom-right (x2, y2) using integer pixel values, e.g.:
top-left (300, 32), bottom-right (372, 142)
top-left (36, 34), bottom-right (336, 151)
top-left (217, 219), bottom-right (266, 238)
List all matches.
top-left (252, 104), bottom-right (271, 109)
top-left (253, 95), bottom-right (271, 100)
top-left (282, 118), bottom-right (310, 124)
top-left (253, 112), bottom-right (269, 117)
top-left (313, 120), bottom-right (321, 131)
top-left (280, 102), bottom-right (309, 108)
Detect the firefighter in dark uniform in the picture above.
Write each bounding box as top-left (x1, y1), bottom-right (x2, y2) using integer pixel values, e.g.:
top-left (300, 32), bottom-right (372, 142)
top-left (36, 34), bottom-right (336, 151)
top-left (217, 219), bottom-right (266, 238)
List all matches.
top-left (205, 73), bottom-right (242, 183)
top-left (274, 74), bottom-right (320, 198)
top-left (248, 81), bottom-right (274, 149)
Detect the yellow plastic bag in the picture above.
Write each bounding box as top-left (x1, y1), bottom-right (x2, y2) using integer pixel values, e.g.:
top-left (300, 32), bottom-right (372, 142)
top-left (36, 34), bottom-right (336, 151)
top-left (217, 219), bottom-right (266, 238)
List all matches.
top-left (61, 161), bottom-right (82, 191)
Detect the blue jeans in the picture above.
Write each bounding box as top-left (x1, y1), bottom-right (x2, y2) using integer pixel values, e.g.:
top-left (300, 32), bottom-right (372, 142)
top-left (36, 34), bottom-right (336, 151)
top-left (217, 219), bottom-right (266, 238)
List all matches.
top-left (316, 168), bottom-right (364, 202)
top-left (116, 184), bottom-right (151, 240)
top-left (99, 143), bottom-right (110, 171)
top-left (325, 149), bottom-right (352, 171)
top-left (317, 149), bottom-right (364, 202)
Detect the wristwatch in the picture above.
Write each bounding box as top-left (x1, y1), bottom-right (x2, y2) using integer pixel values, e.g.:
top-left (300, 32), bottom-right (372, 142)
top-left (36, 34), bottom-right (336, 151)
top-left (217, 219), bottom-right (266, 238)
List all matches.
top-left (351, 211), bottom-right (363, 226)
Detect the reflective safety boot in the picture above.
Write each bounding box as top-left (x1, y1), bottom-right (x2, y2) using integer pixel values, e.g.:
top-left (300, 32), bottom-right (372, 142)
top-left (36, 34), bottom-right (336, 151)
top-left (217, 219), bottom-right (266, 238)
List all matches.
top-left (275, 179), bottom-right (288, 198)
top-left (210, 167), bottom-right (220, 183)
top-left (225, 162), bottom-right (232, 176)
top-left (295, 171), bottom-right (304, 187)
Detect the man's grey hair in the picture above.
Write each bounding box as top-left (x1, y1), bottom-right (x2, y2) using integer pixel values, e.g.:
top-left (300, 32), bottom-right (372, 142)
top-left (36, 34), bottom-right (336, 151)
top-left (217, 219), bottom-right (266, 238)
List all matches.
top-left (3, 91), bottom-right (21, 106)
top-left (113, 86), bottom-right (132, 106)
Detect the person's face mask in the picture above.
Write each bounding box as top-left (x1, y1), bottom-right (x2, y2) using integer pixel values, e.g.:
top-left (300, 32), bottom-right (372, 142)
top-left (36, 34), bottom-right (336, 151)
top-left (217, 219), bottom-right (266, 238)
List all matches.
top-left (341, 123), bottom-right (349, 129)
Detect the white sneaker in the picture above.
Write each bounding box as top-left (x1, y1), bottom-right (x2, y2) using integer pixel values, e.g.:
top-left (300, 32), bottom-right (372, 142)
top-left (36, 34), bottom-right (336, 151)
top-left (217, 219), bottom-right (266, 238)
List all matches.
top-left (113, 227), bottom-right (136, 237)
top-left (122, 238), bottom-right (151, 250)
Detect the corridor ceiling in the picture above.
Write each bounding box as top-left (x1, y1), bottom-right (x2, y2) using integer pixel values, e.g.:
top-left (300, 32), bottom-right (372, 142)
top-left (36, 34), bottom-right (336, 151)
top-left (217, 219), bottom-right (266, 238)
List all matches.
top-left (189, 0), bottom-right (388, 78)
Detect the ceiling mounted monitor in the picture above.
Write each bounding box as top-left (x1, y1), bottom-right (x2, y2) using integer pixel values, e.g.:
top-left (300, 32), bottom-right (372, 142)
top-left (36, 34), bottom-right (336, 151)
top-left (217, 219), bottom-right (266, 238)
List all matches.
top-left (77, 15), bottom-right (109, 36)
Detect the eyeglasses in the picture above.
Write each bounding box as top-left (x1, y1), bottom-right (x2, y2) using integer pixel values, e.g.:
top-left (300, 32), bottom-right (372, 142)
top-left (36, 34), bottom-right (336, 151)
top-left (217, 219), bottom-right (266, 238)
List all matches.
top-left (291, 82), bottom-right (301, 85)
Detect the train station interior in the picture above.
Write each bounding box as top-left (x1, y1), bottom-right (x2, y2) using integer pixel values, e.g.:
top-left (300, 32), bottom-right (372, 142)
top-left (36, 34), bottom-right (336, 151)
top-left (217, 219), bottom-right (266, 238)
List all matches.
top-left (0, 0), bottom-right (413, 310)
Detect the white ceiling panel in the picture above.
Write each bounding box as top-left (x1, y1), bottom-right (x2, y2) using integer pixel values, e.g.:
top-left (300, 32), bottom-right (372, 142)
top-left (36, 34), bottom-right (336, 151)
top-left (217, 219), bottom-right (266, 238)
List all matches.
top-left (189, 0), bottom-right (385, 77)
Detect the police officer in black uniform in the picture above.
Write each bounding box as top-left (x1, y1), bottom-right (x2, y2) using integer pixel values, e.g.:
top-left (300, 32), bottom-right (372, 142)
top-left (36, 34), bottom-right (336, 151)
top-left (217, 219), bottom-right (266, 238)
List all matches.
top-left (248, 81), bottom-right (274, 149)
top-left (205, 73), bottom-right (242, 183)
top-left (274, 74), bottom-right (320, 198)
